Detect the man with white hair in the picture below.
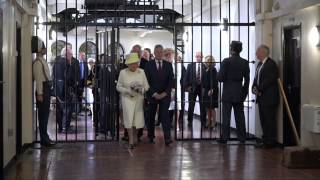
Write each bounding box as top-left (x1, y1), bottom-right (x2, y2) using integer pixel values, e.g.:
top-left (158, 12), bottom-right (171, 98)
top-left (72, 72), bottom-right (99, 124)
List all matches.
top-left (53, 47), bottom-right (80, 133)
top-left (252, 44), bottom-right (279, 149)
top-left (78, 52), bottom-right (89, 114)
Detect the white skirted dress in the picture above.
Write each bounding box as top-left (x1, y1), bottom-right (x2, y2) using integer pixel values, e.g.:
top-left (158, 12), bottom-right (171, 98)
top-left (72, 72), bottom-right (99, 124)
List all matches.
top-left (169, 64), bottom-right (184, 110)
top-left (116, 68), bottom-right (149, 129)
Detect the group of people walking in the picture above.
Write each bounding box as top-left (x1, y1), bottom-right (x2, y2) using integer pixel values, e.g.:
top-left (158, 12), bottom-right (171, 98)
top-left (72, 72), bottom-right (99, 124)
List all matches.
top-left (32, 35), bottom-right (279, 149)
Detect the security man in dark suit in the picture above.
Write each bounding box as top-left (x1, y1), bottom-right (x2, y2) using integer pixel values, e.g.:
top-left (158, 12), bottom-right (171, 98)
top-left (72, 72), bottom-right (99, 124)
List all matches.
top-left (144, 44), bottom-right (174, 146)
top-left (184, 52), bottom-right (206, 127)
top-left (218, 41), bottom-right (250, 144)
top-left (253, 45), bottom-right (279, 148)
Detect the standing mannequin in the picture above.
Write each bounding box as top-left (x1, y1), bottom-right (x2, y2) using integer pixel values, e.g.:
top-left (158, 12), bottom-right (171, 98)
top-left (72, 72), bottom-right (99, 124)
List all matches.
top-left (218, 41), bottom-right (250, 144)
top-left (32, 36), bottom-right (55, 147)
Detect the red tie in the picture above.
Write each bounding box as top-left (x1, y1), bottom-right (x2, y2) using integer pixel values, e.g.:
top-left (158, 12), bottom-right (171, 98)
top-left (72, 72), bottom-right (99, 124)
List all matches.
top-left (157, 60), bottom-right (162, 71)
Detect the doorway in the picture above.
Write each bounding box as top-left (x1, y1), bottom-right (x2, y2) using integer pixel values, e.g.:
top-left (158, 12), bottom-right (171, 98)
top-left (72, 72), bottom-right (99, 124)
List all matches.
top-left (16, 24), bottom-right (22, 154)
top-left (283, 26), bottom-right (301, 146)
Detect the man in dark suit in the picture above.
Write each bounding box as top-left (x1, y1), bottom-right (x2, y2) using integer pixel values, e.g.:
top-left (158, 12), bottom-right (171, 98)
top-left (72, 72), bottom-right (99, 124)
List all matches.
top-left (184, 52), bottom-right (206, 127)
top-left (53, 47), bottom-right (80, 133)
top-left (144, 44), bottom-right (174, 145)
top-left (252, 45), bottom-right (279, 148)
top-left (78, 52), bottom-right (89, 113)
top-left (218, 41), bottom-right (250, 144)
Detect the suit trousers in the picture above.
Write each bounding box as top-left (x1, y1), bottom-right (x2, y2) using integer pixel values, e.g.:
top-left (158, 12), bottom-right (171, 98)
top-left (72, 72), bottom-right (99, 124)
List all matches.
top-left (36, 82), bottom-right (51, 143)
top-left (258, 103), bottom-right (277, 145)
top-left (187, 85), bottom-right (206, 125)
top-left (148, 97), bottom-right (171, 142)
top-left (221, 102), bottom-right (246, 141)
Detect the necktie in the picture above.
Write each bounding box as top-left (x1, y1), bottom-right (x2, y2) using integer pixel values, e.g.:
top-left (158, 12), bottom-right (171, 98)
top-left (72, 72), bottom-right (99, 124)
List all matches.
top-left (196, 64), bottom-right (201, 83)
top-left (256, 62), bottom-right (263, 85)
top-left (80, 62), bottom-right (84, 79)
top-left (157, 60), bottom-right (162, 71)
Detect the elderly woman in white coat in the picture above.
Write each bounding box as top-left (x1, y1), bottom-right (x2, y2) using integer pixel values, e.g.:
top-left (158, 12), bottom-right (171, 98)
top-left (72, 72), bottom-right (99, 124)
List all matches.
top-left (116, 53), bottom-right (149, 149)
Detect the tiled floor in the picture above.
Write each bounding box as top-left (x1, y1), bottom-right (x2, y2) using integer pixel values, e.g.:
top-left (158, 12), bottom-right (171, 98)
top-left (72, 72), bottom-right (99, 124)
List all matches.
top-left (4, 139), bottom-right (320, 180)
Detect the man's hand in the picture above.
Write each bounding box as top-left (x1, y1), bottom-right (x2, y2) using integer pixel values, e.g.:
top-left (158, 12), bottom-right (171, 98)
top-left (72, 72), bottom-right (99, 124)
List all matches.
top-left (208, 89), bottom-right (213, 96)
top-left (36, 95), bottom-right (44, 102)
top-left (252, 86), bottom-right (262, 96)
top-left (187, 86), bottom-right (192, 92)
top-left (153, 92), bottom-right (167, 100)
top-left (153, 93), bottom-right (162, 100)
top-left (159, 92), bottom-right (167, 99)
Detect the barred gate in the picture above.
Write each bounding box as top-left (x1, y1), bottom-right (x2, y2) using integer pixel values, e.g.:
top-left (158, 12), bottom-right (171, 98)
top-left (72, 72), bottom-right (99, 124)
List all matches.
top-left (34, 0), bottom-right (256, 142)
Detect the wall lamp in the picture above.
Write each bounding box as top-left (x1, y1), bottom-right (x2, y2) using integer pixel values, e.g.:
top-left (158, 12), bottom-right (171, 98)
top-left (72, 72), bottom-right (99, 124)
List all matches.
top-left (317, 25), bottom-right (320, 47)
top-left (220, 18), bottom-right (228, 31)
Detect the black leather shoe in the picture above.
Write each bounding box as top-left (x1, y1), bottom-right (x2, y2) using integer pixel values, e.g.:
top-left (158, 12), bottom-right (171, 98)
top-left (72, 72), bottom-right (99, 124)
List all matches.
top-left (149, 139), bottom-right (155, 144)
top-left (128, 144), bottom-right (134, 149)
top-left (254, 142), bottom-right (263, 148)
top-left (165, 140), bottom-right (173, 146)
top-left (40, 142), bottom-right (55, 147)
top-left (217, 139), bottom-right (227, 144)
top-left (48, 139), bottom-right (56, 145)
top-left (121, 136), bottom-right (129, 141)
top-left (61, 128), bottom-right (75, 134)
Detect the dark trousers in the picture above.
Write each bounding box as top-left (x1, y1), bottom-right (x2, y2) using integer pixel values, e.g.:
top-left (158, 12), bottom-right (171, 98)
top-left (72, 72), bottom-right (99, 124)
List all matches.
top-left (93, 90), bottom-right (100, 134)
top-left (148, 97), bottom-right (171, 142)
top-left (61, 101), bottom-right (74, 130)
top-left (187, 85), bottom-right (206, 125)
top-left (258, 104), bottom-right (277, 145)
top-left (36, 82), bottom-right (51, 143)
top-left (221, 102), bottom-right (246, 141)
top-left (55, 80), bottom-right (64, 131)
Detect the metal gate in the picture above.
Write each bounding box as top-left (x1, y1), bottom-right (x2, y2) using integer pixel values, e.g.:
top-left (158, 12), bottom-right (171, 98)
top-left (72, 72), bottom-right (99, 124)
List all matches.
top-left (34, 0), bottom-right (256, 142)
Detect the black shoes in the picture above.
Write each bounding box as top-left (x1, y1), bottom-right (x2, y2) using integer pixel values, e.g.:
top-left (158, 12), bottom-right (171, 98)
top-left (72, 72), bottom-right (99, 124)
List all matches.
top-left (40, 140), bottom-right (56, 147)
top-left (255, 143), bottom-right (277, 149)
top-left (128, 144), bottom-right (134, 149)
top-left (121, 136), bottom-right (129, 141)
top-left (165, 140), bottom-right (173, 146)
top-left (149, 139), bottom-right (155, 144)
top-left (217, 139), bottom-right (227, 144)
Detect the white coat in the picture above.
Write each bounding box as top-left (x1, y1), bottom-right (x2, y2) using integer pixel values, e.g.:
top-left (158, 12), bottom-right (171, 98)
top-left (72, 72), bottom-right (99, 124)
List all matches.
top-left (116, 68), bottom-right (149, 129)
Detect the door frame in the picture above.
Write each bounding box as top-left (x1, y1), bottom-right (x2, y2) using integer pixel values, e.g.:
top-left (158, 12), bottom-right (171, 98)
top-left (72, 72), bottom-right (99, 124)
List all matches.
top-left (0, 7), bottom-right (4, 179)
top-left (16, 23), bottom-right (22, 154)
top-left (282, 24), bottom-right (302, 146)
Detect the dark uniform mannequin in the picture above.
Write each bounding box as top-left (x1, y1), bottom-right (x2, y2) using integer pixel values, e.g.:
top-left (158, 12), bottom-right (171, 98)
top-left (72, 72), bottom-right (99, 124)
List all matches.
top-left (218, 41), bottom-right (250, 144)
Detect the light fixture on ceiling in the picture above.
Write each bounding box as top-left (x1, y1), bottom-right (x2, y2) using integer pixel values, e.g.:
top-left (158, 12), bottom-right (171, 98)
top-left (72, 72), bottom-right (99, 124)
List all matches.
top-left (49, 29), bottom-right (56, 40)
top-left (140, 30), bottom-right (153, 38)
top-left (183, 31), bottom-right (189, 42)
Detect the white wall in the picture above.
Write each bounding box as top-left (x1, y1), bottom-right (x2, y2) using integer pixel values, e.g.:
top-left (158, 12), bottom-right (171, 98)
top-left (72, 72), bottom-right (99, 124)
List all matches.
top-left (256, 0), bottom-right (320, 145)
top-left (273, 5), bottom-right (320, 147)
top-left (1, 0), bottom-right (35, 168)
